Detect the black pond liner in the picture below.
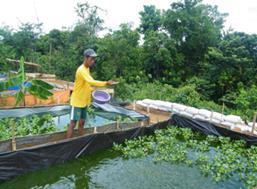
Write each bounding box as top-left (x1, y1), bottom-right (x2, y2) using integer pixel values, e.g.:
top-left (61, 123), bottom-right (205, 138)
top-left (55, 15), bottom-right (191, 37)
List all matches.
top-left (171, 114), bottom-right (257, 145)
top-left (1, 113), bottom-right (257, 182)
top-left (0, 119), bottom-right (171, 182)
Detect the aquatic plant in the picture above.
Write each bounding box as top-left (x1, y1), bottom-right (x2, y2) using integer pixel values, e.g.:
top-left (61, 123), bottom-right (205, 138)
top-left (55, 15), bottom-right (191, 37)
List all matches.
top-left (114, 126), bottom-right (257, 189)
top-left (0, 114), bottom-right (58, 140)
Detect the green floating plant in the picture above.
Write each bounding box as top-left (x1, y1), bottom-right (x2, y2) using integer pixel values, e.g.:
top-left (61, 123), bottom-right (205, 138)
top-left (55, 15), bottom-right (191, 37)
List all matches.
top-left (113, 126), bottom-right (257, 189)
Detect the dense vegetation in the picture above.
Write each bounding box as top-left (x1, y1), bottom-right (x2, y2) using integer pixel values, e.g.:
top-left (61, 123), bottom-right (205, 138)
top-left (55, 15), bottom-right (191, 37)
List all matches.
top-left (0, 114), bottom-right (58, 140)
top-left (1, 0), bottom-right (256, 118)
top-left (114, 126), bottom-right (257, 189)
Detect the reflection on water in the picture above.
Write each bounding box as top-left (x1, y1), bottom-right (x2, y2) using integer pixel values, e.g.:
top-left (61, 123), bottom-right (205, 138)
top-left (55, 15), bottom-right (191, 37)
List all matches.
top-left (0, 150), bottom-right (244, 189)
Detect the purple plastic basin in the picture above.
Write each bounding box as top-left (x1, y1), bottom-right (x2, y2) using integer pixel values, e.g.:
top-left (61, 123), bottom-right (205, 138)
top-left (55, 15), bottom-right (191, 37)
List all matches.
top-left (92, 90), bottom-right (111, 104)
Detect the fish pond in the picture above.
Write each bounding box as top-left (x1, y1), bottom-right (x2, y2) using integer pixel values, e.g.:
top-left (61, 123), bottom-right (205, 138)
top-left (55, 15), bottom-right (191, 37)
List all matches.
top-left (0, 126), bottom-right (254, 189)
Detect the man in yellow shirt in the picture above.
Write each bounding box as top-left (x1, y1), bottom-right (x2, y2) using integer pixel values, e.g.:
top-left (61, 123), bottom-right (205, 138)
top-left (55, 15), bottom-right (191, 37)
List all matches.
top-left (67, 49), bottom-right (114, 138)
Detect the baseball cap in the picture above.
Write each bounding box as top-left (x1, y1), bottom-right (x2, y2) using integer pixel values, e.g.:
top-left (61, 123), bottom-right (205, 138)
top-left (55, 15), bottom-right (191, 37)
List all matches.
top-left (83, 49), bottom-right (97, 57)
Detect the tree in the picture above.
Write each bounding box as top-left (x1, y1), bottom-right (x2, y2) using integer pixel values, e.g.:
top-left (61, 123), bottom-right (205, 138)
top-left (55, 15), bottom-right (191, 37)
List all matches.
top-left (10, 23), bottom-right (42, 61)
top-left (204, 32), bottom-right (257, 100)
top-left (75, 2), bottom-right (104, 36)
top-left (142, 30), bottom-right (184, 86)
top-left (96, 24), bottom-right (144, 82)
top-left (163, 0), bottom-right (227, 80)
top-left (139, 5), bottom-right (162, 34)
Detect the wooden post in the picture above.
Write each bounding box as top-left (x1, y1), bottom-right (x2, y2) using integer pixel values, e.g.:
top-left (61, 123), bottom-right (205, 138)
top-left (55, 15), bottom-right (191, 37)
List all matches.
top-left (210, 110), bottom-right (213, 121)
top-left (222, 102), bottom-right (225, 114)
top-left (94, 126), bottom-right (97, 133)
top-left (147, 105), bottom-right (150, 116)
top-left (11, 119), bottom-right (16, 151)
top-left (251, 112), bottom-right (257, 134)
top-left (156, 116), bottom-right (160, 123)
top-left (116, 120), bottom-right (120, 129)
top-left (133, 100), bottom-right (136, 110)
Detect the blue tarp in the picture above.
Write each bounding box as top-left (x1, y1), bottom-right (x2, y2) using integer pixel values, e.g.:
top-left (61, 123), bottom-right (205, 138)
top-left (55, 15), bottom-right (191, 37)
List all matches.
top-left (7, 81), bottom-right (31, 91)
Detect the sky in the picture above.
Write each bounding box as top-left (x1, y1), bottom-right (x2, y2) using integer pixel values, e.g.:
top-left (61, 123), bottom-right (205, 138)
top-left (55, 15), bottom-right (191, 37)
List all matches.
top-left (0, 0), bottom-right (256, 35)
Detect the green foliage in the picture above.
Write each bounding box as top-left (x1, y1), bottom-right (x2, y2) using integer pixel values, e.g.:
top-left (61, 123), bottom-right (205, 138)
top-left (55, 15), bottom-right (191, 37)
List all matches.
top-left (0, 57), bottom-right (54, 105)
top-left (0, 0), bottom-right (257, 119)
top-left (163, 0), bottom-right (227, 79)
top-left (139, 5), bottom-right (162, 33)
top-left (0, 114), bottom-right (58, 140)
top-left (231, 85), bottom-right (257, 119)
top-left (203, 32), bottom-right (257, 100)
top-left (113, 126), bottom-right (257, 188)
top-left (115, 81), bottom-right (257, 120)
top-left (142, 30), bottom-right (183, 83)
top-left (95, 24), bottom-right (144, 82)
top-left (75, 2), bottom-right (104, 35)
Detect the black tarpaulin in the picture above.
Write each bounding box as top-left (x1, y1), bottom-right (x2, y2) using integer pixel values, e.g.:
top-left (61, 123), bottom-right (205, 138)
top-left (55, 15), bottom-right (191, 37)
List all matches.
top-left (0, 120), bottom-right (170, 182)
top-left (170, 114), bottom-right (257, 145)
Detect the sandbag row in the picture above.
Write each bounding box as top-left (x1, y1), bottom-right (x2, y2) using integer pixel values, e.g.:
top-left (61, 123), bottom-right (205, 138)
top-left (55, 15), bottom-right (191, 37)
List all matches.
top-left (136, 99), bottom-right (256, 134)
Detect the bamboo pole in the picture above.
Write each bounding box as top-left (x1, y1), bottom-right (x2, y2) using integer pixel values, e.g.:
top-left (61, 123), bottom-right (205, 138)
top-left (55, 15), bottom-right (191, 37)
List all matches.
top-left (11, 119), bottom-right (16, 151)
top-left (222, 102), bottom-right (225, 114)
top-left (156, 116), bottom-right (160, 123)
top-left (116, 119), bottom-right (120, 129)
top-left (133, 100), bottom-right (136, 110)
top-left (147, 105), bottom-right (150, 116)
top-left (94, 126), bottom-right (97, 133)
top-left (251, 112), bottom-right (257, 134)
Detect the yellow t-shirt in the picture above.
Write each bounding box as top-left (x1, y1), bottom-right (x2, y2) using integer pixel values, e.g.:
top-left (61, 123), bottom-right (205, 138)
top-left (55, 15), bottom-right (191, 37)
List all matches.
top-left (70, 64), bottom-right (107, 107)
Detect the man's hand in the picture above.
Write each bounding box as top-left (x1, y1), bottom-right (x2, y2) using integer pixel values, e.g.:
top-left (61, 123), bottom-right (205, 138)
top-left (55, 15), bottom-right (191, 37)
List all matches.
top-left (107, 80), bottom-right (118, 85)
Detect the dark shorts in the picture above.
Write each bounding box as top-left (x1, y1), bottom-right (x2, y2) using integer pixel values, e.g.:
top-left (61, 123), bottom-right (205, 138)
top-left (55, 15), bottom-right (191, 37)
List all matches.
top-left (70, 106), bottom-right (87, 121)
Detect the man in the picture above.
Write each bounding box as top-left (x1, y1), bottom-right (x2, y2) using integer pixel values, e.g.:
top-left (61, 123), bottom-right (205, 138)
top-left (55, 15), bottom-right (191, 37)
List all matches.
top-left (67, 49), bottom-right (115, 138)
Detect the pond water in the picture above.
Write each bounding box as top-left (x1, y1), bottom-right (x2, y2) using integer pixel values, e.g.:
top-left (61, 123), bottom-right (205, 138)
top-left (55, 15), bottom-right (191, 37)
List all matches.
top-left (0, 149), bottom-right (244, 189)
top-left (52, 113), bottom-right (115, 130)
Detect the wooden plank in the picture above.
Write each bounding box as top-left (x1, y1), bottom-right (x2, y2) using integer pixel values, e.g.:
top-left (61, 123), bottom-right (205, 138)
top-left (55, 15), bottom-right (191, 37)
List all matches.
top-left (6, 58), bottom-right (41, 68)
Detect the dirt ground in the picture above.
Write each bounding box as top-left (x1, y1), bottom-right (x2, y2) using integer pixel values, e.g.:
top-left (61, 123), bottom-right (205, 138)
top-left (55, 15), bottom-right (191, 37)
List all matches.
top-left (126, 104), bottom-right (171, 124)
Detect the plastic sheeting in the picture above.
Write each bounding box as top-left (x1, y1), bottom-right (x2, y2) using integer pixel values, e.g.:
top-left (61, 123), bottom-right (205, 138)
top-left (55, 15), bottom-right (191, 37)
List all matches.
top-left (0, 105), bottom-right (70, 119)
top-left (171, 114), bottom-right (257, 145)
top-left (0, 103), bottom-right (147, 120)
top-left (0, 120), bottom-right (170, 182)
top-left (93, 102), bottom-right (147, 120)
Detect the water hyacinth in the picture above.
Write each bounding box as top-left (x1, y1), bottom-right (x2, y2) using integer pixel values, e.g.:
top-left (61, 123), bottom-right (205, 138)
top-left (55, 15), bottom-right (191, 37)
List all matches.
top-left (113, 126), bottom-right (257, 189)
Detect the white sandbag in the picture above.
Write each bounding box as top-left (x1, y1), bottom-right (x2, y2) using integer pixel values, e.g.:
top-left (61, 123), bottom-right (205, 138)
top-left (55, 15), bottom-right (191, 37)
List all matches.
top-left (198, 109), bottom-right (212, 118)
top-left (157, 102), bottom-right (172, 110)
top-left (236, 124), bottom-right (251, 132)
top-left (247, 122), bottom-right (257, 128)
top-left (173, 103), bottom-right (187, 111)
top-left (221, 121), bottom-right (236, 128)
top-left (193, 115), bottom-right (210, 121)
top-left (224, 115), bottom-right (243, 124)
top-left (142, 99), bottom-right (155, 105)
top-left (158, 106), bottom-right (171, 112)
top-left (247, 122), bottom-right (257, 132)
top-left (136, 101), bottom-right (146, 107)
top-left (151, 100), bottom-right (161, 106)
top-left (211, 112), bottom-right (224, 121)
top-left (172, 108), bottom-right (181, 114)
top-left (185, 107), bottom-right (199, 115)
top-left (153, 105), bottom-right (168, 111)
top-left (149, 104), bottom-right (159, 109)
top-left (157, 101), bottom-right (172, 107)
top-left (179, 111), bottom-right (193, 118)
top-left (210, 119), bottom-right (221, 125)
